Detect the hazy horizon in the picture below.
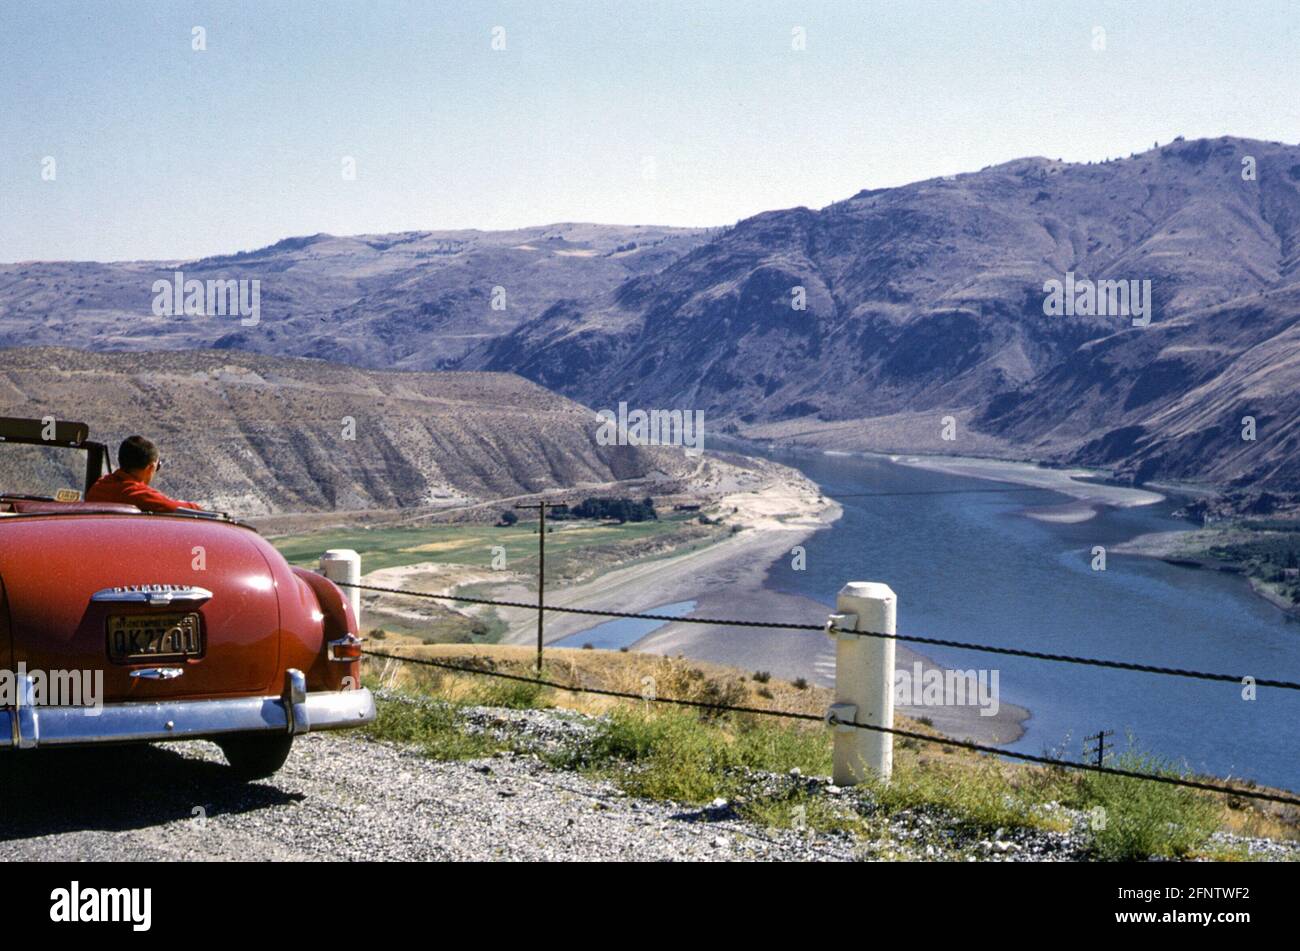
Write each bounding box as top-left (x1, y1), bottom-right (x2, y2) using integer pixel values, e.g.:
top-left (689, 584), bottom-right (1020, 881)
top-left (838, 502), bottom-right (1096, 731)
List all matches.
top-left (3, 1), bottom-right (1298, 262)
top-left (7, 131), bottom-right (1297, 265)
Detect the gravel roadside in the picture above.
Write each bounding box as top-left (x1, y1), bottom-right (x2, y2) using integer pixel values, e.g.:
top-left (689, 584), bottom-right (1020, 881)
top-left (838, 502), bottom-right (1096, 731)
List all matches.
top-left (2, 705), bottom-right (1296, 862)
top-left (0, 730), bottom-right (858, 862)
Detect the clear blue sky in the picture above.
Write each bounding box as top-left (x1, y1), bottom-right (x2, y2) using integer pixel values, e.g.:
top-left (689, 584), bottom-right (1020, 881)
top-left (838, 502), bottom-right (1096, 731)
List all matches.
top-left (2, 0), bottom-right (1296, 262)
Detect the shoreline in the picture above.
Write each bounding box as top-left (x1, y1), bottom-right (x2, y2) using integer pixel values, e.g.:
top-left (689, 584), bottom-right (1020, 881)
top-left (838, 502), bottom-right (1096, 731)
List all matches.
top-left (886, 452), bottom-right (1165, 520)
top-left (888, 450), bottom-right (1300, 619)
top-left (482, 463), bottom-right (1029, 746)
top-left (495, 471), bottom-right (842, 646)
top-left (1113, 528), bottom-right (1300, 621)
top-left (886, 446), bottom-right (1298, 616)
top-left (722, 433), bottom-right (1169, 521)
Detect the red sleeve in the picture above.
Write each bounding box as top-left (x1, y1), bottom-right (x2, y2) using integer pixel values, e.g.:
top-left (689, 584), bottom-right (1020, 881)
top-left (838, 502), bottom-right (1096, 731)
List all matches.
top-left (116, 482), bottom-right (203, 514)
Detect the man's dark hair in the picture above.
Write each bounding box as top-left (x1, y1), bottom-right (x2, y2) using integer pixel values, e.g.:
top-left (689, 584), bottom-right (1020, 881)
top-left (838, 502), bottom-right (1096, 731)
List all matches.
top-left (119, 435), bottom-right (159, 472)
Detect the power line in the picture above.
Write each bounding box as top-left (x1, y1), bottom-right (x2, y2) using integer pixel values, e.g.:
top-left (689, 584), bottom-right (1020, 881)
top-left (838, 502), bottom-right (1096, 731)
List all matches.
top-left (336, 581), bottom-right (1300, 692)
top-left (361, 649), bottom-right (1300, 809)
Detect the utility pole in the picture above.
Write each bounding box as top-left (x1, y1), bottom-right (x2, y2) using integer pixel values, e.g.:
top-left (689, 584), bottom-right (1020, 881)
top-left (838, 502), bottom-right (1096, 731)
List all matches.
top-left (516, 500), bottom-right (567, 671)
top-left (1084, 729), bottom-right (1114, 768)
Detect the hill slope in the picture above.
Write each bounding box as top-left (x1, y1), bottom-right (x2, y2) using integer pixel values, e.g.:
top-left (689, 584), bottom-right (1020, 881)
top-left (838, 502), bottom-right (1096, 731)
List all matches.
top-left (470, 137), bottom-right (1300, 488)
top-left (0, 348), bottom-right (728, 515)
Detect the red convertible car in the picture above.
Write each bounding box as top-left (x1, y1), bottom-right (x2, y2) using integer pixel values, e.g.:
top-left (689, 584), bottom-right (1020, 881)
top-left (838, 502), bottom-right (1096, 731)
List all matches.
top-left (0, 417), bottom-right (374, 778)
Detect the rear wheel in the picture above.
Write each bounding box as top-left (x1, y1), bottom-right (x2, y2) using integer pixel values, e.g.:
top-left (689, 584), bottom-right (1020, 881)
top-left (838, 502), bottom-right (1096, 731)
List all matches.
top-left (217, 733), bottom-right (294, 780)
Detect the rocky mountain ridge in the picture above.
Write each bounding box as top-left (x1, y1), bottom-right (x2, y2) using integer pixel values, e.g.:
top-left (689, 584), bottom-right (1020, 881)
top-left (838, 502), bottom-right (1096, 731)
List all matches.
top-left (4, 136), bottom-right (1298, 490)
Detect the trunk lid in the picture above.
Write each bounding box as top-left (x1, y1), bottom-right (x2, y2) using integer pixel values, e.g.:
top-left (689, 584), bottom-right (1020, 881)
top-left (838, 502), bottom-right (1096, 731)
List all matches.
top-left (0, 515), bottom-right (281, 701)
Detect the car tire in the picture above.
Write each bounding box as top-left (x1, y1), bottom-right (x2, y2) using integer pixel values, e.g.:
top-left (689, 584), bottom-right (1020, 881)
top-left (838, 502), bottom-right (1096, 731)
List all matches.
top-left (217, 733), bottom-right (294, 780)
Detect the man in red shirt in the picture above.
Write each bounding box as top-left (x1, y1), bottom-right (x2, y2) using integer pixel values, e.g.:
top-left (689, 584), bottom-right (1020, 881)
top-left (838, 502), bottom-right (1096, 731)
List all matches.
top-left (87, 436), bottom-right (203, 514)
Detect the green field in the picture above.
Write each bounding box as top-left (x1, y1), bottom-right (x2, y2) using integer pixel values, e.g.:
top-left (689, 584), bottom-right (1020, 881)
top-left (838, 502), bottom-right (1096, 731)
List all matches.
top-left (272, 514), bottom-right (721, 646)
top-left (271, 514), bottom-right (717, 581)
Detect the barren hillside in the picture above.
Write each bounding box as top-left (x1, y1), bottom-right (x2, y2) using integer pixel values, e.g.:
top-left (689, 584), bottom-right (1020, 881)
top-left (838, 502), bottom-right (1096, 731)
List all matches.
top-left (0, 348), bottom-right (733, 516)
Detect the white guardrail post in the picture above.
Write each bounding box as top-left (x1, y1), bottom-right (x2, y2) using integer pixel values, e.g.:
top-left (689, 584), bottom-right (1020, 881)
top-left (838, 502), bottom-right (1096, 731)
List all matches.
top-left (826, 582), bottom-right (896, 785)
top-left (321, 549), bottom-right (362, 631)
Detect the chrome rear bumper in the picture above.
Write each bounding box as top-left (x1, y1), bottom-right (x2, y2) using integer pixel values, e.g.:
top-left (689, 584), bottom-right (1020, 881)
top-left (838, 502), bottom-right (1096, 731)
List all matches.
top-left (0, 669), bottom-right (374, 749)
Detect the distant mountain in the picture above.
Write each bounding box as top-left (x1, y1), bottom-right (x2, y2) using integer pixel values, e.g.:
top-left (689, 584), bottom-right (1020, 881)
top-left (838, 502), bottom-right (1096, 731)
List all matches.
top-left (470, 137), bottom-right (1300, 489)
top-left (4, 136), bottom-right (1298, 491)
top-left (0, 348), bottom-right (732, 516)
top-left (0, 224), bottom-right (714, 368)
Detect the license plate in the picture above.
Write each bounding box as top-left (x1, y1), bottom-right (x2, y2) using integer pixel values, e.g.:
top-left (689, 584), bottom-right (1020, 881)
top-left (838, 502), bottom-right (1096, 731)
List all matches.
top-left (108, 613), bottom-right (204, 662)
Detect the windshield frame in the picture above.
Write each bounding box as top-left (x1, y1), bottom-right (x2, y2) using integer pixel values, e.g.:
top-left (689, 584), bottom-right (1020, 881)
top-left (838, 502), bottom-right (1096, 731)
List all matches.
top-left (0, 417), bottom-right (112, 500)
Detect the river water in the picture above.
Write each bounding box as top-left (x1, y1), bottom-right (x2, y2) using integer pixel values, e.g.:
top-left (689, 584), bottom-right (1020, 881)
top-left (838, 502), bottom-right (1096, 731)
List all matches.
top-left (554, 600), bottom-right (697, 650)
top-left (760, 450), bottom-right (1300, 791)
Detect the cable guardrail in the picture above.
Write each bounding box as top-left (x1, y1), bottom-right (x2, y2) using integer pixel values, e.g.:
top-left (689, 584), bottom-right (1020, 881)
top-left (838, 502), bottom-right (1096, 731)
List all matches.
top-left (360, 648), bottom-right (1300, 808)
top-left (336, 581), bottom-right (1300, 692)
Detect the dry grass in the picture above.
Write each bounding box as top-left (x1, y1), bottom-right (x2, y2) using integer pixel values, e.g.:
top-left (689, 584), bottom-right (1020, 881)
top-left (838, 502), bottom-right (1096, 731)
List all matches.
top-left (361, 643), bottom-right (1300, 853)
top-left (368, 642), bottom-right (848, 722)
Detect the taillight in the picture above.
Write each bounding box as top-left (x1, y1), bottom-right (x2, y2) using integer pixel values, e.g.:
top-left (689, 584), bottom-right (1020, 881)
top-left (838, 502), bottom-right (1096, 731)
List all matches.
top-left (327, 634), bottom-right (363, 663)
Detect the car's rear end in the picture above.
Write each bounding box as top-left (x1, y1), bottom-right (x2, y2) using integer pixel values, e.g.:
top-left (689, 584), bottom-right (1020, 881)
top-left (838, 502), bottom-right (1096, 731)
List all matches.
top-left (0, 507), bottom-right (373, 777)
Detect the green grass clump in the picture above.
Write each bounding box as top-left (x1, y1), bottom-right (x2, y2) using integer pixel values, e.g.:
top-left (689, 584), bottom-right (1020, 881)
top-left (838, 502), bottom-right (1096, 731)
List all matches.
top-left (364, 696), bottom-right (501, 761)
top-left (866, 759), bottom-right (1068, 836)
top-left (578, 707), bottom-right (832, 804)
top-left (463, 677), bottom-right (550, 710)
top-left (1068, 749), bottom-right (1220, 861)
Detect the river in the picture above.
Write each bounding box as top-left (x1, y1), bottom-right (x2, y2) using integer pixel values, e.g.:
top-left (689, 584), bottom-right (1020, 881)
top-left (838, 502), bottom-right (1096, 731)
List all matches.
top-left (756, 449), bottom-right (1300, 790)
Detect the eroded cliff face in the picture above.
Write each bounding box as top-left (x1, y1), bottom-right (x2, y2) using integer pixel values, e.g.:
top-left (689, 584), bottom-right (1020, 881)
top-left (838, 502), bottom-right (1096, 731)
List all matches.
top-left (0, 348), bottom-right (721, 516)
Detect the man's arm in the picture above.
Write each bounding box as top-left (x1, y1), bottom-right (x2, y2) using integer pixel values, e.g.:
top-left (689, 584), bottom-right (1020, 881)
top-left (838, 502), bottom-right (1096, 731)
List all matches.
top-left (118, 482), bottom-right (203, 514)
